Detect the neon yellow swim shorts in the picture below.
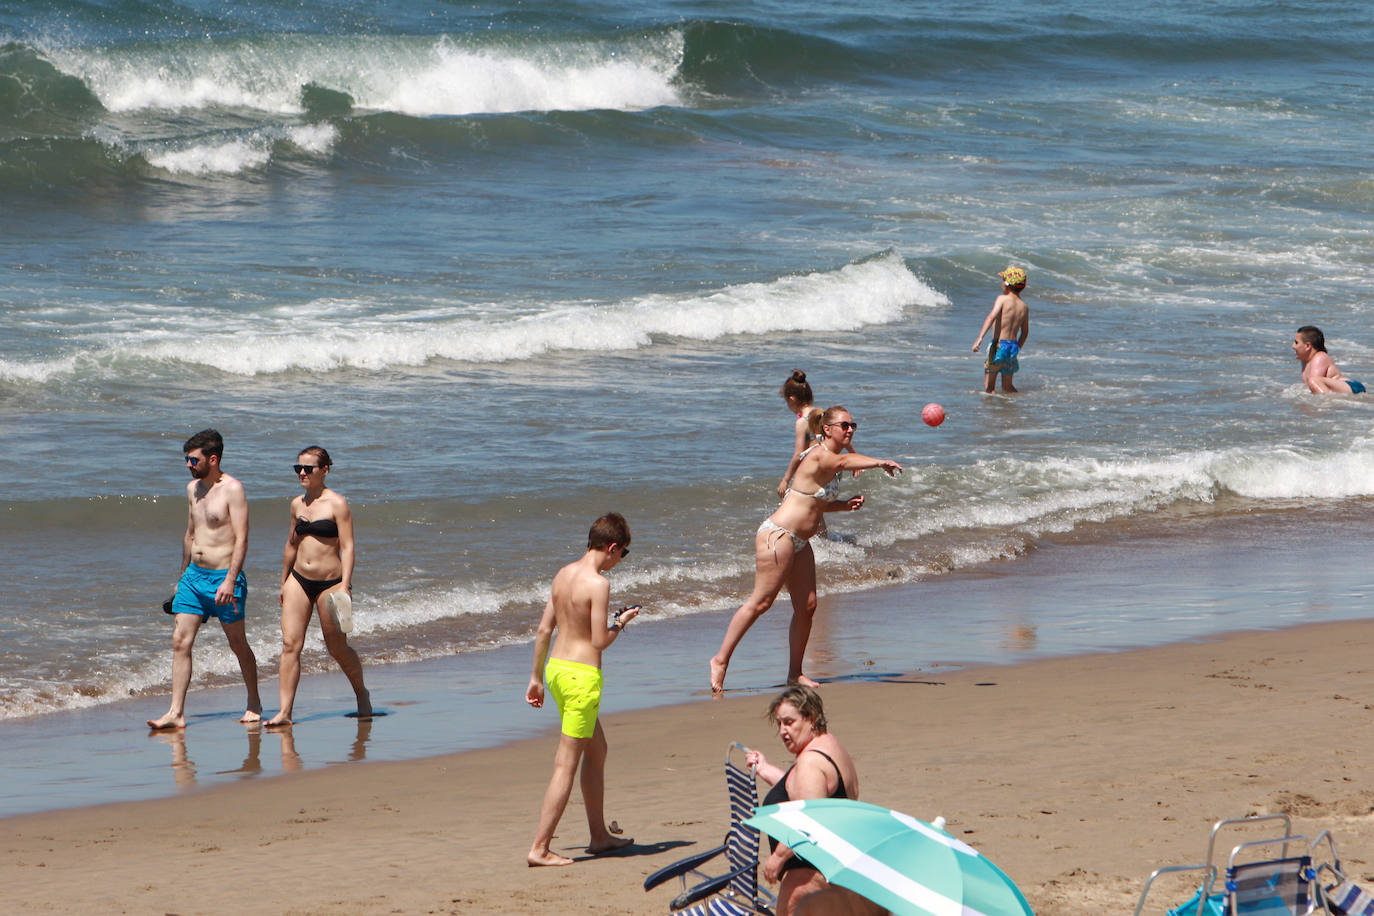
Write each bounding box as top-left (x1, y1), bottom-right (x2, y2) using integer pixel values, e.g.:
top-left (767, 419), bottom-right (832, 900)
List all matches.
top-left (545, 656), bottom-right (603, 739)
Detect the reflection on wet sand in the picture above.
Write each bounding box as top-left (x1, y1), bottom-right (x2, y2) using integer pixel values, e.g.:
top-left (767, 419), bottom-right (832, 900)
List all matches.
top-left (150, 731), bottom-right (198, 790)
top-left (277, 725), bottom-right (302, 773)
top-left (148, 716), bottom-right (376, 790)
top-left (350, 718), bottom-right (372, 762)
top-left (216, 725), bottom-right (263, 777)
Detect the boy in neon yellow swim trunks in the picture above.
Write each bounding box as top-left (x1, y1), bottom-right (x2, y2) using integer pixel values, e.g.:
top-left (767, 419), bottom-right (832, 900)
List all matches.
top-left (525, 512), bottom-right (641, 867)
top-left (971, 266), bottom-right (1031, 394)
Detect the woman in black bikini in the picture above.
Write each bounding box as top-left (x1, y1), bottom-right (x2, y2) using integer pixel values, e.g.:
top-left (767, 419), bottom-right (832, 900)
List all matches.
top-left (746, 686), bottom-right (879, 916)
top-left (264, 446), bottom-right (371, 727)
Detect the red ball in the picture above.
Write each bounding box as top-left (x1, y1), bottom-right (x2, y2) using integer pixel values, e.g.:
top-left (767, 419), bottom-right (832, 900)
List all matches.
top-left (922, 403), bottom-right (945, 427)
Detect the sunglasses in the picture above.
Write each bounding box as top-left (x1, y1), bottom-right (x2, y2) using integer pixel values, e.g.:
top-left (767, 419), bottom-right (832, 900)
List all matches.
top-left (293, 464), bottom-right (322, 474)
top-left (185, 455), bottom-right (200, 467)
top-left (829, 421), bottom-right (858, 432)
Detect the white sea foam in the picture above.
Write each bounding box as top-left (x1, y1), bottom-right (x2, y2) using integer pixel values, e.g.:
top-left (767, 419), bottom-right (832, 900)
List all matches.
top-left (5, 250), bottom-right (937, 380)
top-left (41, 31), bottom-right (685, 116)
top-left (0, 354), bottom-right (78, 383)
top-left (287, 122), bottom-right (339, 153)
top-left (145, 137), bottom-right (273, 175)
top-left (876, 442), bottom-right (1374, 555)
top-left (1214, 444), bottom-right (1374, 499)
top-left (142, 123), bottom-right (339, 175)
top-left (378, 39), bottom-right (683, 115)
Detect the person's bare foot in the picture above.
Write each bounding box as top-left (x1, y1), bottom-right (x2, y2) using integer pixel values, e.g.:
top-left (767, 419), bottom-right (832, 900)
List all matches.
top-left (239, 709), bottom-right (261, 723)
top-left (587, 835), bottom-right (634, 856)
top-left (789, 674), bottom-right (821, 688)
top-left (146, 712), bottom-right (185, 730)
top-left (355, 689), bottom-right (373, 719)
top-left (262, 714), bottom-right (291, 728)
top-left (527, 849), bottom-right (575, 867)
top-left (709, 657), bottom-right (727, 695)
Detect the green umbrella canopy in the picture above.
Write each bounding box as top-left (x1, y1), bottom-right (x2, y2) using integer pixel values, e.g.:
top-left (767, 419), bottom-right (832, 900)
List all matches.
top-left (745, 798), bottom-right (1034, 916)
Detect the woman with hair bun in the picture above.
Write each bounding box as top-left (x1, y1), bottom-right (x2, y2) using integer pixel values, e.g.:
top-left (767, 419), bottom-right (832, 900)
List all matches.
top-left (778, 370), bottom-right (824, 499)
top-left (264, 445), bottom-right (372, 727)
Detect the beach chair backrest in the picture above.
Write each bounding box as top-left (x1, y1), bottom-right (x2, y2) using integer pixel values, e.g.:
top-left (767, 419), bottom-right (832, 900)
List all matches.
top-left (723, 743), bottom-right (762, 903)
top-left (1226, 856), bottom-right (1313, 916)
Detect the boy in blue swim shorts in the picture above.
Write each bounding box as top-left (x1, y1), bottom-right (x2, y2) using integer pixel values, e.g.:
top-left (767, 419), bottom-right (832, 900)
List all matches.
top-left (972, 266), bottom-right (1032, 394)
top-left (525, 513), bottom-right (641, 866)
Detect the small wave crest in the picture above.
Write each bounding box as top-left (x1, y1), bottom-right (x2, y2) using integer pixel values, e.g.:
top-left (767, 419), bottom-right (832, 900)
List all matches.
top-left (6, 250), bottom-right (939, 381)
top-left (0, 41), bottom-right (103, 132)
top-left (882, 441), bottom-right (1374, 556)
top-left (40, 31), bottom-right (685, 117)
top-left (143, 123), bottom-right (338, 176)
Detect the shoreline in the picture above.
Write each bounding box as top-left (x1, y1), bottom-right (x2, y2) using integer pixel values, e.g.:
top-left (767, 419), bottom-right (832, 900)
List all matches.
top-left (3, 502), bottom-right (1372, 818)
top-left (5, 617), bottom-right (1374, 914)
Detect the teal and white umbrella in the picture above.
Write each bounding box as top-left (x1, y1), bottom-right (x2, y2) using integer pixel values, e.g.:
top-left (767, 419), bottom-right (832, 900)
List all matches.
top-left (744, 798), bottom-right (1034, 916)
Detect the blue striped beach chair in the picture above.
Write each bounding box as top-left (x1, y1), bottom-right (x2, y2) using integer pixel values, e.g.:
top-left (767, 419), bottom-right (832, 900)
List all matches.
top-left (643, 742), bottom-right (775, 916)
top-left (1311, 830), bottom-right (1374, 916)
top-left (1324, 880), bottom-right (1374, 916)
top-left (1136, 814), bottom-right (1330, 916)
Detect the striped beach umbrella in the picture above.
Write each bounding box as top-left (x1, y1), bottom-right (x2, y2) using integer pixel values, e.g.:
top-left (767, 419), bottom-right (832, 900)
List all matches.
top-left (744, 799), bottom-right (1034, 916)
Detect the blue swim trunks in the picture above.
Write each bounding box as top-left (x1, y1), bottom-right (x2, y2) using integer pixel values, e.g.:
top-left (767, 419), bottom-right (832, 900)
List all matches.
top-left (1348, 379), bottom-right (1365, 394)
top-left (172, 563), bottom-right (247, 624)
top-left (985, 339), bottom-right (1020, 375)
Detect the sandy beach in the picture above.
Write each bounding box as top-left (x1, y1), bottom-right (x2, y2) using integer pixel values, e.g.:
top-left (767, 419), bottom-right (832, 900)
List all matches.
top-left (4, 617), bottom-right (1374, 915)
top-left (6, 4), bottom-right (1374, 914)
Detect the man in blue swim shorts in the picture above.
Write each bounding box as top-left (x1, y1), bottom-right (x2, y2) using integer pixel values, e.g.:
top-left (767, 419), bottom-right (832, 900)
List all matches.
top-left (172, 562), bottom-right (248, 624)
top-left (972, 266), bottom-right (1032, 393)
top-left (1294, 325), bottom-right (1365, 395)
top-left (146, 429), bottom-right (261, 730)
top-left (525, 513), bottom-right (641, 866)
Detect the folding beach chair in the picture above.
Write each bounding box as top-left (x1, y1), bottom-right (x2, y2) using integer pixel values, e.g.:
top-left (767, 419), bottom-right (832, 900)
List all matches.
top-left (644, 742), bottom-right (775, 916)
top-left (1310, 830), bottom-right (1374, 916)
top-left (1136, 814), bottom-right (1330, 916)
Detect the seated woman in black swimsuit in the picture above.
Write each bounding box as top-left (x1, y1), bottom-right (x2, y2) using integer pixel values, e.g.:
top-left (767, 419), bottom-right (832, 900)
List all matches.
top-left (263, 446), bottom-right (372, 727)
top-left (746, 686), bottom-right (881, 916)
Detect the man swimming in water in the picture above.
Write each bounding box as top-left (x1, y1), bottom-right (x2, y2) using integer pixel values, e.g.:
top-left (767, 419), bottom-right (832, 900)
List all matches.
top-left (525, 512), bottom-right (639, 866)
top-left (147, 429), bottom-right (262, 729)
top-left (972, 266), bottom-right (1031, 393)
top-left (1293, 325), bottom-right (1365, 394)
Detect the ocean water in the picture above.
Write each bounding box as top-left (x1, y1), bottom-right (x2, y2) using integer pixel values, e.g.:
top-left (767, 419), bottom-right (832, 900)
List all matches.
top-left (2, 0), bottom-right (1373, 723)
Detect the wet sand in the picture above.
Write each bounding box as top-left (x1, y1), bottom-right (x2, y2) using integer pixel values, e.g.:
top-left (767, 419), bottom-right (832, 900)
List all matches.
top-left (4, 617), bottom-right (1374, 914)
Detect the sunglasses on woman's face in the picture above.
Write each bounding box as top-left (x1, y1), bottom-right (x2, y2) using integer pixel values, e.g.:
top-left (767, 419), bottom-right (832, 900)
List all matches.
top-left (293, 464), bottom-right (321, 474)
top-left (830, 421), bottom-right (858, 431)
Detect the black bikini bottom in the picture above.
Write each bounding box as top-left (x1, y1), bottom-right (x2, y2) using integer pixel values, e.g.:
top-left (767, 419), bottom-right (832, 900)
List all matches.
top-left (290, 569), bottom-right (342, 604)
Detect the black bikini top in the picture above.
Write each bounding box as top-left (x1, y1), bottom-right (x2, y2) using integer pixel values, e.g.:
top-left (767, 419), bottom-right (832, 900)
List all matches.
top-left (295, 517), bottom-right (339, 539)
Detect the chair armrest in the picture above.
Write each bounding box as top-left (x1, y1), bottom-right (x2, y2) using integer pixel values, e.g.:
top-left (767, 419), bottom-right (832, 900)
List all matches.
top-left (670, 862), bottom-right (756, 910)
top-left (643, 843), bottom-right (727, 891)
